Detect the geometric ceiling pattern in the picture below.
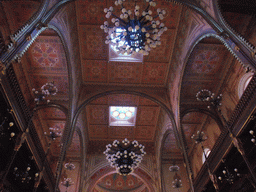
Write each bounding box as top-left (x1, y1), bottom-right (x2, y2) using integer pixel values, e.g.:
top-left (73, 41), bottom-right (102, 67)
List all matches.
top-left (86, 94), bottom-right (160, 155)
top-left (181, 41), bottom-right (231, 105)
top-left (77, 0), bottom-right (182, 87)
top-left (94, 173), bottom-right (147, 192)
top-left (86, 96), bottom-right (160, 142)
top-left (75, 0), bottom-right (183, 161)
top-left (2, 0), bottom-right (249, 191)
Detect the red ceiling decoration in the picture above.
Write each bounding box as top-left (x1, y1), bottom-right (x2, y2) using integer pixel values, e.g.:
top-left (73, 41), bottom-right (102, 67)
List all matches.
top-left (95, 173), bottom-right (145, 191)
top-left (79, 25), bottom-right (108, 60)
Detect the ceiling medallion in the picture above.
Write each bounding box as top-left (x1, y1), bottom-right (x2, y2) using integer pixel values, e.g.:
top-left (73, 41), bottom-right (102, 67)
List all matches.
top-left (101, 0), bottom-right (167, 56)
top-left (103, 138), bottom-right (146, 176)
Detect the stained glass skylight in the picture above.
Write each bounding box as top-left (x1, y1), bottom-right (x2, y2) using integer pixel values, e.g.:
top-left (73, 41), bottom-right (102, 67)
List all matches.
top-left (109, 106), bottom-right (137, 126)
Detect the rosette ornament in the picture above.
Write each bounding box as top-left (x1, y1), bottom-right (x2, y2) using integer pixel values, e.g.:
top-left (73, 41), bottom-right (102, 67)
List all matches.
top-left (103, 138), bottom-right (146, 176)
top-left (100, 0), bottom-right (167, 55)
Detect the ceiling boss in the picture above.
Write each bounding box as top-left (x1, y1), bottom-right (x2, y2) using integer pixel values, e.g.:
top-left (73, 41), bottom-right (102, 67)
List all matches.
top-left (100, 0), bottom-right (167, 55)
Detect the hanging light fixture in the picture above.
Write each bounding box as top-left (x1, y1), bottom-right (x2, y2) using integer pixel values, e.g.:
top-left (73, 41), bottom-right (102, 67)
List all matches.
top-left (61, 178), bottom-right (74, 192)
top-left (172, 172), bottom-right (182, 189)
top-left (191, 131), bottom-right (220, 191)
top-left (196, 89), bottom-right (222, 109)
top-left (44, 127), bottom-right (62, 141)
top-left (169, 160), bottom-right (180, 172)
top-left (103, 138), bottom-right (146, 176)
top-left (32, 82), bottom-right (58, 105)
top-left (64, 162), bottom-right (76, 171)
top-left (218, 160), bottom-right (240, 184)
top-left (101, 0), bottom-right (167, 56)
top-left (13, 164), bottom-right (39, 184)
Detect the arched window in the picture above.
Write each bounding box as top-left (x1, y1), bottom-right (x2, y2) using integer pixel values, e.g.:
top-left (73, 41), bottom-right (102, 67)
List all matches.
top-left (238, 72), bottom-right (253, 98)
top-left (202, 148), bottom-right (211, 164)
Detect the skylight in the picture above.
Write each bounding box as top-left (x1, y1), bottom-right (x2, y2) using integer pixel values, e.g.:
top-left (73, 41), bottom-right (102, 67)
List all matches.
top-left (109, 106), bottom-right (137, 126)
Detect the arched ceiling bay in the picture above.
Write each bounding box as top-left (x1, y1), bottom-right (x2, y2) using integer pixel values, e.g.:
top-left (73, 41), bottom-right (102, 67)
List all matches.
top-left (76, 0), bottom-right (182, 87)
top-left (180, 37), bottom-right (232, 108)
top-left (179, 36), bottom-right (235, 156)
top-left (12, 28), bottom-right (74, 164)
top-left (94, 173), bottom-right (148, 192)
top-left (84, 94), bottom-right (176, 156)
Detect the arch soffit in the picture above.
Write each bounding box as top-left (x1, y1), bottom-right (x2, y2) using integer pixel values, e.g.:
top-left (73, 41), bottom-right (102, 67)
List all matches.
top-left (180, 108), bottom-right (224, 131)
top-left (87, 168), bottom-right (156, 192)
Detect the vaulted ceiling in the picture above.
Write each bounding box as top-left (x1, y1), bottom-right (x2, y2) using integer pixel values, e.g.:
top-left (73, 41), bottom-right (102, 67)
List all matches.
top-left (0, 0), bottom-right (248, 191)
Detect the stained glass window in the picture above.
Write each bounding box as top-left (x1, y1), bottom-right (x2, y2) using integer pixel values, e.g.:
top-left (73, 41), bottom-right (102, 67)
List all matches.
top-left (109, 106), bottom-right (137, 126)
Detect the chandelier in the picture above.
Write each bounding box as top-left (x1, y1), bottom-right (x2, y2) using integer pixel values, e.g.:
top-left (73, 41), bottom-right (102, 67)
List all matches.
top-left (32, 82), bottom-right (58, 104)
top-left (101, 0), bottom-right (167, 55)
top-left (169, 164), bottom-right (180, 172)
top-left (61, 178), bottom-right (74, 192)
top-left (217, 160), bottom-right (240, 184)
top-left (103, 138), bottom-right (146, 176)
top-left (64, 162), bottom-right (76, 171)
top-left (172, 173), bottom-right (182, 189)
top-left (196, 89), bottom-right (222, 109)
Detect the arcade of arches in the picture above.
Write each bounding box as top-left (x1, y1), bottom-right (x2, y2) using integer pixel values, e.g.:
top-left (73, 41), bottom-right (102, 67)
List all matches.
top-left (0, 0), bottom-right (256, 192)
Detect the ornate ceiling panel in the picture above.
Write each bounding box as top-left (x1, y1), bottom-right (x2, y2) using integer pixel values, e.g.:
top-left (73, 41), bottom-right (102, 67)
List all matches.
top-left (82, 60), bottom-right (108, 83)
top-left (136, 106), bottom-right (160, 126)
top-left (12, 29), bottom-right (71, 161)
top-left (29, 36), bottom-right (67, 72)
top-left (180, 42), bottom-right (231, 104)
top-left (180, 37), bottom-right (233, 153)
top-left (79, 25), bottom-right (108, 60)
top-left (95, 173), bottom-right (146, 192)
top-left (77, 0), bottom-right (106, 25)
top-left (141, 62), bottom-right (168, 85)
top-left (144, 29), bottom-right (176, 63)
top-left (86, 99), bottom-right (160, 143)
top-left (1, 1), bottom-right (40, 32)
top-left (108, 62), bottom-right (142, 84)
top-left (184, 44), bottom-right (229, 78)
top-left (26, 32), bottom-right (69, 100)
top-left (77, 0), bottom-right (182, 87)
top-left (87, 105), bottom-right (109, 124)
top-left (108, 94), bottom-right (139, 106)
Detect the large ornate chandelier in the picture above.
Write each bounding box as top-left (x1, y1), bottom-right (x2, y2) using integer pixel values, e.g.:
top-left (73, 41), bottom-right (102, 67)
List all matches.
top-left (100, 0), bottom-right (167, 55)
top-left (103, 138), bottom-right (146, 176)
